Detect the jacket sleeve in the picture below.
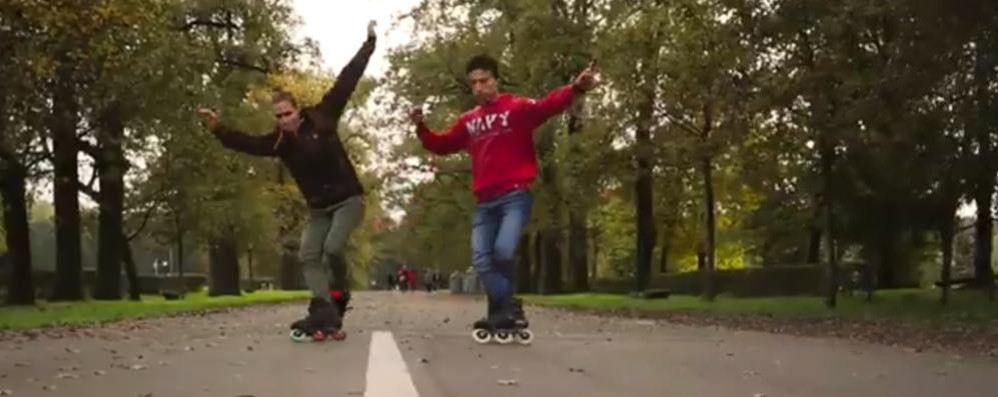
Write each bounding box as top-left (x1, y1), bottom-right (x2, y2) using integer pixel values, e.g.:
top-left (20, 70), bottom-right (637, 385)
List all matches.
top-left (315, 35), bottom-right (377, 125)
top-left (520, 84), bottom-right (579, 128)
top-left (415, 117), bottom-right (469, 155)
top-left (211, 125), bottom-right (280, 156)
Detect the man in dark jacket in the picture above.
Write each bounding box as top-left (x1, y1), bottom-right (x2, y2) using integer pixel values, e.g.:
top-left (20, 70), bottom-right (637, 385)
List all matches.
top-left (197, 21), bottom-right (376, 336)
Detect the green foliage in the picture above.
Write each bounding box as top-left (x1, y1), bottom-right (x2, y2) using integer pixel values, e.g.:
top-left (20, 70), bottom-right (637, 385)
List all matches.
top-left (0, 290), bottom-right (310, 330)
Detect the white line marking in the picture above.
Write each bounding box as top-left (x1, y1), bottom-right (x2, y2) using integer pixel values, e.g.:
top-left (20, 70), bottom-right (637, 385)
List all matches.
top-left (364, 331), bottom-right (420, 397)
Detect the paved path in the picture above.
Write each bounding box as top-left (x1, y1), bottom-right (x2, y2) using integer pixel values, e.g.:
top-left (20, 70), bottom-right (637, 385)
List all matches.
top-left (1, 291), bottom-right (995, 396)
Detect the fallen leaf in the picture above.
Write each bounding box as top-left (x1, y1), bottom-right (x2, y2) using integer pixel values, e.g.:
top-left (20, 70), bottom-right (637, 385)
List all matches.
top-left (55, 373), bottom-right (78, 379)
top-left (418, 358), bottom-right (429, 364)
top-left (497, 379), bottom-right (518, 386)
top-left (246, 346), bottom-right (254, 351)
top-left (130, 364), bottom-right (147, 370)
top-left (41, 384), bottom-right (56, 391)
top-left (93, 370), bottom-right (107, 376)
top-left (65, 348), bottom-right (81, 354)
top-left (753, 393), bottom-right (767, 397)
top-left (0, 389), bottom-right (11, 395)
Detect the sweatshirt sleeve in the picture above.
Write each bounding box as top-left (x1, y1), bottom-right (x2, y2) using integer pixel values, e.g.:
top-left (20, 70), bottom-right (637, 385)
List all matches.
top-left (211, 126), bottom-right (280, 156)
top-left (315, 35), bottom-right (376, 124)
top-left (415, 117), bottom-right (469, 155)
top-left (520, 84), bottom-right (579, 127)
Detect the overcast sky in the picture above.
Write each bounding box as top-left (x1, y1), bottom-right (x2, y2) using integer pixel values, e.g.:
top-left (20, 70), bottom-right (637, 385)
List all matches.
top-left (292, 0), bottom-right (423, 77)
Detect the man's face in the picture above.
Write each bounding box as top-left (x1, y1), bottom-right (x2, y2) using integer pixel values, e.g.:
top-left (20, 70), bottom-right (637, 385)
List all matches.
top-left (273, 100), bottom-right (300, 133)
top-left (468, 69), bottom-right (498, 103)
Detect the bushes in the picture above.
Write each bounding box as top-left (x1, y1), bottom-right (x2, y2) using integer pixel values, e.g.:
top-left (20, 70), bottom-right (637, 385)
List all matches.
top-left (591, 265), bottom-right (825, 297)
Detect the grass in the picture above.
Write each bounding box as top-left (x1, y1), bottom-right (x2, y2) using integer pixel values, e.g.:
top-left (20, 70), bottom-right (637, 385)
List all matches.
top-left (522, 289), bottom-right (998, 329)
top-left (0, 289), bottom-right (311, 330)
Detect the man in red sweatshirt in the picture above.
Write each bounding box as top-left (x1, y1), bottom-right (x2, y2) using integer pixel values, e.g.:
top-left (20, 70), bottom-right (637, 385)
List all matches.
top-left (409, 54), bottom-right (597, 333)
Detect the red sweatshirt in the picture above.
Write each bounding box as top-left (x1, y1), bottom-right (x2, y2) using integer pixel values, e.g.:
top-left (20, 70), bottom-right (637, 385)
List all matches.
top-left (416, 84), bottom-right (578, 202)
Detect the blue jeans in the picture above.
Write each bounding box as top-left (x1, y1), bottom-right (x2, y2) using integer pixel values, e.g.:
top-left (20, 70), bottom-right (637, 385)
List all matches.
top-left (472, 189), bottom-right (533, 312)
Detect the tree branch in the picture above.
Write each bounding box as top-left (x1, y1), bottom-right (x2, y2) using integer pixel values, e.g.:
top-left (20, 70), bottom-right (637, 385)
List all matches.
top-left (77, 178), bottom-right (99, 200)
top-left (178, 18), bottom-right (240, 32)
top-left (78, 138), bottom-right (101, 160)
top-left (126, 199), bottom-right (162, 241)
top-left (217, 57), bottom-right (270, 74)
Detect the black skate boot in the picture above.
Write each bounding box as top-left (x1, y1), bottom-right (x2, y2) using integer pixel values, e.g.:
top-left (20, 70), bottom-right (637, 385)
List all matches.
top-left (471, 296), bottom-right (533, 345)
top-left (510, 296), bottom-right (529, 328)
top-left (288, 297), bottom-right (345, 342)
top-left (330, 289), bottom-right (351, 321)
top-left (472, 296), bottom-right (498, 330)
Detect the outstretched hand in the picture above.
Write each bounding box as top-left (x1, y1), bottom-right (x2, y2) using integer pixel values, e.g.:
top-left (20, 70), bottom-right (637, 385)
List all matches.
top-left (196, 108), bottom-right (219, 130)
top-left (408, 107), bottom-right (424, 126)
top-left (367, 20), bottom-right (377, 39)
top-left (572, 59), bottom-right (598, 92)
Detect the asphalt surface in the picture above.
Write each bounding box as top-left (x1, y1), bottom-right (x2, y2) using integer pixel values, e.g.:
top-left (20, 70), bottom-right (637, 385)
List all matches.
top-left (1, 291), bottom-right (996, 397)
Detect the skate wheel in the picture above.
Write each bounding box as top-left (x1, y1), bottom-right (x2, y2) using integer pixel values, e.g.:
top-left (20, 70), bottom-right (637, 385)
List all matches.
top-left (289, 329), bottom-right (309, 343)
top-left (516, 329), bottom-right (533, 345)
top-left (494, 331), bottom-right (514, 344)
top-left (331, 329), bottom-right (347, 341)
top-left (312, 330), bottom-right (327, 341)
top-left (472, 328), bottom-right (492, 344)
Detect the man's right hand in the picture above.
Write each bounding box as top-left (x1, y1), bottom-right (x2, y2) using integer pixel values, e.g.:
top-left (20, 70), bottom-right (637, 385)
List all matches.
top-left (197, 108), bottom-right (219, 130)
top-left (408, 107), bottom-right (424, 127)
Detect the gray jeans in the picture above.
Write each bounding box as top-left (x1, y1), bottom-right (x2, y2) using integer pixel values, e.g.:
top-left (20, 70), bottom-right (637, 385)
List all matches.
top-left (298, 195), bottom-right (364, 301)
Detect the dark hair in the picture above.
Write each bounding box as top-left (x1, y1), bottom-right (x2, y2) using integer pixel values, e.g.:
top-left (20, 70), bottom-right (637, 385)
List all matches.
top-left (271, 88), bottom-right (298, 108)
top-left (466, 54), bottom-right (500, 79)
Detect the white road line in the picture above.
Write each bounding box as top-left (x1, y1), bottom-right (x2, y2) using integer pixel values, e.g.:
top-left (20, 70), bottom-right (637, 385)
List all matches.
top-left (364, 331), bottom-right (420, 397)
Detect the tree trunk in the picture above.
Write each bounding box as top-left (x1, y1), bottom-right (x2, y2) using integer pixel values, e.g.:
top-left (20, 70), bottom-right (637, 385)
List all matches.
top-left (532, 232), bottom-right (545, 293)
top-left (121, 233), bottom-right (140, 301)
top-left (701, 155), bottom-right (717, 301)
top-left (939, 203), bottom-right (956, 305)
top-left (971, 35), bottom-right (996, 299)
top-left (590, 227), bottom-right (600, 280)
top-left (658, 229), bottom-right (670, 273)
top-left (634, 94), bottom-right (655, 293)
top-left (541, 228), bottom-right (563, 295)
top-left (537, 126), bottom-right (563, 294)
top-left (208, 233), bottom-right (241, 296)
top-left (1, 162), bottom-right (34, 305)
top-left (566, 98), bottom-right (590, 292)
top-left (820, 144), bottom-right (839, 308)
top-left (568, 208), bottom-right (589, 292)
top-left (174, 215), bottom-right (186, 296)
top-left (807, 201), bottom-right (822, 265)
top-left (516, 233), bottom-right (533, 293)
top-left (48, 63), bottom-right (84, 302)
top-left (93, 106), bottom-right (127, 300)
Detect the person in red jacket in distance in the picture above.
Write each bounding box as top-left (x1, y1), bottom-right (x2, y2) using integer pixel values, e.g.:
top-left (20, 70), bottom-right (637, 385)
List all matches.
top-left (409, 54), bottom-right (598, 336)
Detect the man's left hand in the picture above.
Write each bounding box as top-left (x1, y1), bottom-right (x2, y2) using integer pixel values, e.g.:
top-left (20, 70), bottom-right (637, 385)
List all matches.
top-left (368, 20), bottom-right (377, 39)
top-left (572, 60), bottom-right (598, 92)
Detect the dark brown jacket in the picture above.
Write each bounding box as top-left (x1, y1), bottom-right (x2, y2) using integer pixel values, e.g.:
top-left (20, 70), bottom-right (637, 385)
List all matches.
top-left (212, 36), bottom-right (375, 209)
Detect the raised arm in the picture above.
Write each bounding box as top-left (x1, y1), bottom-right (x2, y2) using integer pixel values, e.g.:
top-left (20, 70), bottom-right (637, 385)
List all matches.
top-left (315, 22), bottom-right (377, 123)
top-left (521, 60), bottom-right (599, 127)
top-left (198, 108), bottom-right (279, 156)
top-left (520, 84), bottom-right (579, 127)
top-left (212, 125), bottom-right (280, 157)
top-left (411, 108), bottom-right (468, 155)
